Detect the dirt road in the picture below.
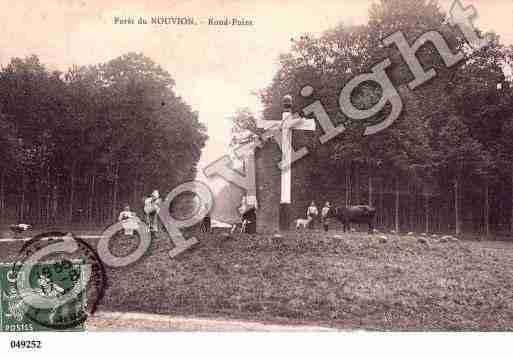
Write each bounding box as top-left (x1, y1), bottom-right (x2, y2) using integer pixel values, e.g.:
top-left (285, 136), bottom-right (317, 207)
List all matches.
top-left (87, 312), bottom-right (336, 331)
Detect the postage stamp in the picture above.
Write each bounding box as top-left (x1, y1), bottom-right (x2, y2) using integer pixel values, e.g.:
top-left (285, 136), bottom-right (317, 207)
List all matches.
top-left (0, 231), bottom-right (107, 331)
top-left (0, 261), bottom-right (85, 332)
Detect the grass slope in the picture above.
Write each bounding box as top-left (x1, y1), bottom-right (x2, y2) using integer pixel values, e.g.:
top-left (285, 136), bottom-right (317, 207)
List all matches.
top-left (100, 231), bottom-right (513, 331)
top-left (2, 231), bottom-right (513, 330)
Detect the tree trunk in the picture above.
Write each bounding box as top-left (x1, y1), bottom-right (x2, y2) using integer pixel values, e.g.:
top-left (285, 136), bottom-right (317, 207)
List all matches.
top-left (345, 161), bottom-right (351, 206)
top-left (133, 179), bottom-right (139, 210)
top-left (424, 192), bottom-right (429, 234)
top-left (511, 169), bottom-right (513, 234)
top-left (52, 184), bottom-right (58, 224)
top-left (368, 165), bottom-right (373, 207)
top-left (379, 178), bottom-right (383, 227)
top-left (69, 161), bottom-right (77, 224)
top-left (45, 166), bottom-right (51, 224)
top-left (19, 170), bottom-right (26, 223)
top-left (0, 169), bottom-right (4, 219)
top-left (485, 179), bottom-right (490, 238)
top-left (36, 179), bottom-right (41, 224)
top-left (409, 184), bottom-right (414, 231)
top-left (88, 173), bottom-right (95, 225)
top-left (395, 178), bottom-right (400, 233)
top-left (112, 161), bottom-right (119, 222)
top-left (455, 178), bottom-right (460, 236)
top-left (133, 166), bottom-right (140, 210)
top-left (355, 162), bottom-right (360, 204)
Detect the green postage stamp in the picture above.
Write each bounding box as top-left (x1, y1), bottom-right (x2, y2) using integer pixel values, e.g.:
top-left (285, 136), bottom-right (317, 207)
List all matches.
top-left (0, 261), bottom-right (86, 332)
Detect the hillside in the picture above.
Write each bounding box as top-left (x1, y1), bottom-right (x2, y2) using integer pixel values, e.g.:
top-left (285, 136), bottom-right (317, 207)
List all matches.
top-left (2, 231), bottom-right (513, 330)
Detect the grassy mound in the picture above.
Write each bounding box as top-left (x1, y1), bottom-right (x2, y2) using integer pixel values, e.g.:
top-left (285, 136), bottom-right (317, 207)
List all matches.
top-left (97, 231), bottom-right (513, 330)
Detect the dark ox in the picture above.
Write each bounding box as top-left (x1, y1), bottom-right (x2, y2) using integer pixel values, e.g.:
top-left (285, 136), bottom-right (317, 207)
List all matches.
top-left (330, 205), bottom-right (376, 234)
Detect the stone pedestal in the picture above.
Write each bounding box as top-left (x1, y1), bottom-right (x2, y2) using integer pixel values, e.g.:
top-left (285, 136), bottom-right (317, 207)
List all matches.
top-left (279, 203), bottom-right (291, 231)
top-left (255, 142), bottom-right (281, 233)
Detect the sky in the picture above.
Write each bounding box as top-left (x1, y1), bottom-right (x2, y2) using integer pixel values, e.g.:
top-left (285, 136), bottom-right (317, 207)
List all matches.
top-left (1, 0), bottom-right (512, 188)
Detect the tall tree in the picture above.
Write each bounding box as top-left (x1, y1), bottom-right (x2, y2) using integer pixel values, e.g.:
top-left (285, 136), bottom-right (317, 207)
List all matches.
top-left (0, 53), bottom-right (207, 225)
top-left (258, 0), bottom-right (506, 234)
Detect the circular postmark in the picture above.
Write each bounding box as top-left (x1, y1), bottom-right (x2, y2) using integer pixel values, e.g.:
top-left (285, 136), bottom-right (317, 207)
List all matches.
top-left (11, 231), bottom-right (107, 330)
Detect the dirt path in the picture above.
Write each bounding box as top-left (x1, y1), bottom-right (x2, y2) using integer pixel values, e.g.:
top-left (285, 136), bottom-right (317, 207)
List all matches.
top-left (87, 312), bottom-right (336, 331)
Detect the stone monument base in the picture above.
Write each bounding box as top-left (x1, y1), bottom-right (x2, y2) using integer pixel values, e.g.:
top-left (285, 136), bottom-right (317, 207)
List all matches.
top-left (279, 203), bottom-right (291, 231)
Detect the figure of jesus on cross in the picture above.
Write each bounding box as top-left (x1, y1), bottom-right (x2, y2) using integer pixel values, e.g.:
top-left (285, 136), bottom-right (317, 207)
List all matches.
top-left (257, 95), bottom-right (316, 230)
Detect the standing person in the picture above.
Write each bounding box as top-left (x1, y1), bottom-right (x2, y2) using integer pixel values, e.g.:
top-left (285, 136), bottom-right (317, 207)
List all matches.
top-left (243, 205), bottom-right (256, 234)
top-left (238, 196), bottom-right (256, 234)
top-left (144, 190), bottom-right (162, 233)
top-left (238, 196), bottom-right (249, 233)
top-left (306, 201), bottom-right (319, 229)
top-left (321, 202), bottom-right (331, 232)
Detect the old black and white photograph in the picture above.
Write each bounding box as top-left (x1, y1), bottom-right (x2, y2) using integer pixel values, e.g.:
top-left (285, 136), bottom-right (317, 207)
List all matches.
top-left (0, 0), bottom-right (512, 357)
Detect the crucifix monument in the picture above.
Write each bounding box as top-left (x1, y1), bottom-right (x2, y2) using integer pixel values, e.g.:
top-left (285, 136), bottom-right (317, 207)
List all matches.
top-left (257, 95), bottom-right (316, 231)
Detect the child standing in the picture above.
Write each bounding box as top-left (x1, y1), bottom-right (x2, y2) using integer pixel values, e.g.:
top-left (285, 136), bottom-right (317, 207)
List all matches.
top-left (321, 202), bottom-right (331, 232)
top-left (307, 201), bottom-right (319, 229)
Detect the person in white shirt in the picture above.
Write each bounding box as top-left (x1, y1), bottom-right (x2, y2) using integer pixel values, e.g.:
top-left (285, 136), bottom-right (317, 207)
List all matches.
top-left (321, 202), bottom-right (331, 232)
top-left (144, 190), bottom-right (162, 233)
top-left (306, 201), bottom-right (319, 229)
top-left (119, 205), bottom-right (137, 235)
top-left (238, 196), bottom-right (256, 234)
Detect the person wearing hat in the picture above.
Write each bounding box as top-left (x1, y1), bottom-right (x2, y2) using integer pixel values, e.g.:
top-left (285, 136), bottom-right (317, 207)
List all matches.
top-left (321, 202), bottom-right (331, 232)
top-left (238, 196), bottom-right (256, 234)
top-left (144, 190), bottom-right (162, 233)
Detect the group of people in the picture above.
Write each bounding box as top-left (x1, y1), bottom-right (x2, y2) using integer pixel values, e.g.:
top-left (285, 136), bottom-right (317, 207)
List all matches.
top-left (118, 189), bottom-right (162, 236)
top-left (119, 188), bottom-right (217, 235)
top-left (306, 201), bottom-right (332, 232)
top-left (117, 191), bottom-right (332, 236)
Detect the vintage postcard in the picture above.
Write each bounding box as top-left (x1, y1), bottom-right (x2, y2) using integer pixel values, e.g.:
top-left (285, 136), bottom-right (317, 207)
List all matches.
top-left (0, 0), bottom-right (512, 356)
